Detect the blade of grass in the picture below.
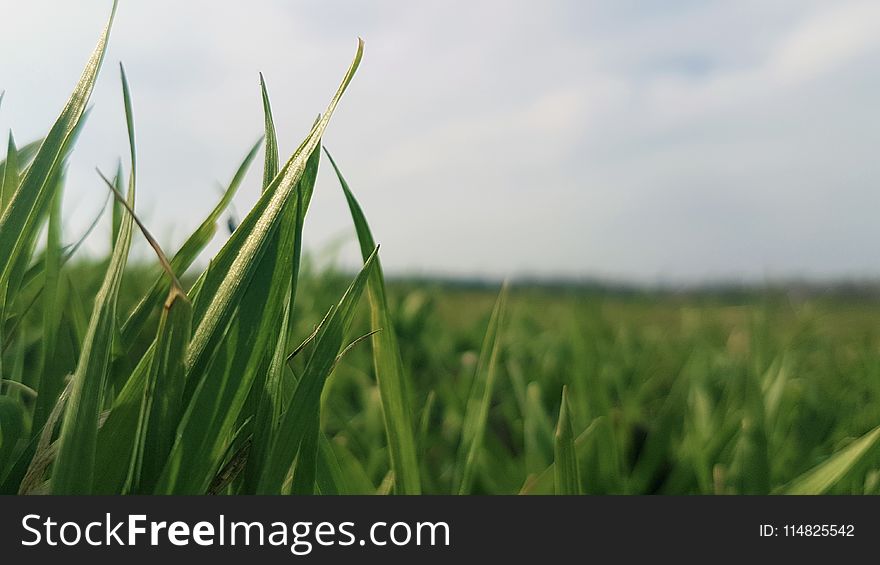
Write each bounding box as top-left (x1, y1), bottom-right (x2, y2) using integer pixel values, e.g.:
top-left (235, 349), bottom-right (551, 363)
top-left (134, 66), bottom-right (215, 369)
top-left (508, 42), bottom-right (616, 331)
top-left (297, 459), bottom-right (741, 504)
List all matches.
top-left (325, 148), bottom-right (421, 494)
top-left (259, 73), bottom-right (279, 190)
top-left (243, 85), bottom-right (310, 492)
top-left (0, 0), bottom-right (117, 292)
top-left (779, 425), bottom-right (880, 495)
top-left (1, 132), bottom-right (19, 213)
top-left (520, 418), bottom-right (603, 495)
top-left (454, 283), bottom-right (508, 494)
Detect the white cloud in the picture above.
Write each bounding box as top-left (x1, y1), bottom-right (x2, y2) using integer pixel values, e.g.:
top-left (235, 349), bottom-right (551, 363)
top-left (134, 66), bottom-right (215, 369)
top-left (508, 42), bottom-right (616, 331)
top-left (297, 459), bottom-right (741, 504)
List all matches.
top-left (771, 1), bottom-right (880, 84)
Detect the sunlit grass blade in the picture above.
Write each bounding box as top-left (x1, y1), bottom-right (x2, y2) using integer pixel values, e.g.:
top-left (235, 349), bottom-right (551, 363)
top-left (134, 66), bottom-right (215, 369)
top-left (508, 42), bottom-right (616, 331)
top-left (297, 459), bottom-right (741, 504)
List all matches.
top-left (325, 148), bottom-right (421, 494)
top-left (0, 0), bottom-right (117, 291)
top-left (243, 80), bottom-right (305, 492)
top-left (156, 147), bottom-right (318, 494)
top-left (257, 248), bottom-right (378, 494)
top-left (554, 386), bottom-right (581, 494)
top-left (454, 283), bottom-right (508, 494)
top-left (779, 425), bottom-right (880, 495)
top-left (184, 40), bottom-right (362, 383)
top-left (152, 42), bottom-right (362, 495)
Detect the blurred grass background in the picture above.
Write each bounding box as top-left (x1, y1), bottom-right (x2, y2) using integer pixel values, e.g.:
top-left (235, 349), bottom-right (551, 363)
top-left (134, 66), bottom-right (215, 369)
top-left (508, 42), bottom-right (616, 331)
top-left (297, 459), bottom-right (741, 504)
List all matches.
top-left (13, 257), bottom-right (880, 493)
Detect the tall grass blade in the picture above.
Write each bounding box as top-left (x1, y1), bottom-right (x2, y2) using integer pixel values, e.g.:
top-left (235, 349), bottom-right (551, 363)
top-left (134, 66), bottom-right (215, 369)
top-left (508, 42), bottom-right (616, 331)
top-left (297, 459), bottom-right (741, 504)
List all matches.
top-left (0, 0), bottom-right (117, 291)
top-left (454, 283), bottom-right (508, 494)
top-left (1, 132), bottom-right (19, 213)
top-left (153, 41), bottom-right (362, 494)
top-left (243, 81), bottom-right (305, 492)
top-left (325, 148), bottom-right (422, 494)
top-left (183, 39), bottom-right (362, 393)
top-left (520, 419), bottom-right (602, 494)
top-left (259, 73), bottom-right (279, 190)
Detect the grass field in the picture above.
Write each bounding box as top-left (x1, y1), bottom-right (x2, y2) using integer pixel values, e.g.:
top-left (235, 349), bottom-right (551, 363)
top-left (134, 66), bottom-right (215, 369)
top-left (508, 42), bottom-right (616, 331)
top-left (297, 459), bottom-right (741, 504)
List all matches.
top-left (304, 282), bottom-right (880, 494)
top-left (3, 3), bottom-right (880, 495)
top-left (8, 257), bottom-right (880, 494)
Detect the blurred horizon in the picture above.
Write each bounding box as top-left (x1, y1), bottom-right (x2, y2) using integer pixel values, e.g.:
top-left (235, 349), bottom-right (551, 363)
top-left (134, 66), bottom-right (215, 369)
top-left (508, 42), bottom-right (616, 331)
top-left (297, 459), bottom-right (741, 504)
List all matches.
top-left (1, 0), bottom-right (879, 284)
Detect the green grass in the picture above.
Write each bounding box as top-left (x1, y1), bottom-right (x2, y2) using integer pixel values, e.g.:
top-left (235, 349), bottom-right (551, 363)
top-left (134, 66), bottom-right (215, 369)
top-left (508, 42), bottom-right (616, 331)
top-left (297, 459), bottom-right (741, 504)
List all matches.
top-left (3, 4), bottom-right (880, 494)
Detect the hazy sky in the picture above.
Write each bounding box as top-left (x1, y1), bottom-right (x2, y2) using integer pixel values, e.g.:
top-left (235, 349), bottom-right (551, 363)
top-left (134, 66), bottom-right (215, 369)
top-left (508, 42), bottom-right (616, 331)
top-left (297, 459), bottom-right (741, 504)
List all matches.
top-left (1, 1), bottom-right (879, 283)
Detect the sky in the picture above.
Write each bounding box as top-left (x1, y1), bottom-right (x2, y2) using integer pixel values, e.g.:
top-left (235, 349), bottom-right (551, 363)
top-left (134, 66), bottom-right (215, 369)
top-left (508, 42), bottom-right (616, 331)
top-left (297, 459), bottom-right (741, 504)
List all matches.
top-left (1, 0), bottom-right (879, 284)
